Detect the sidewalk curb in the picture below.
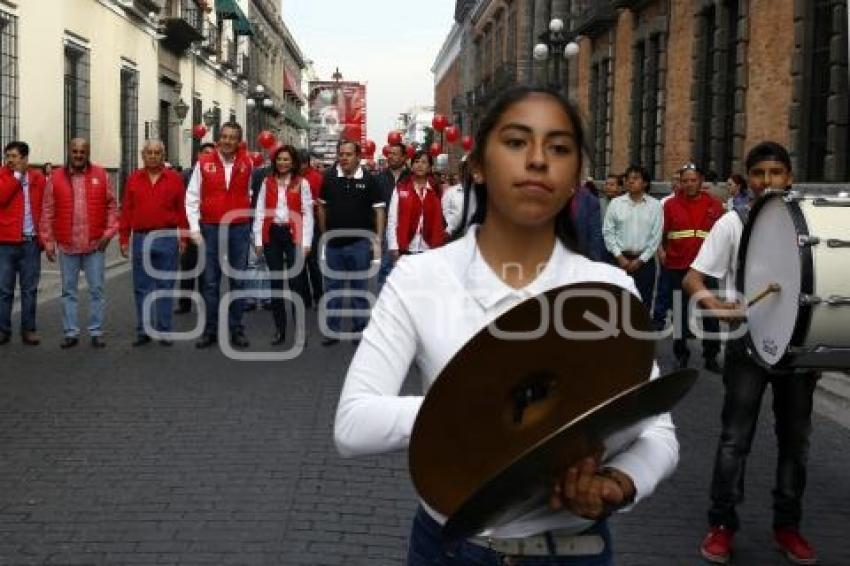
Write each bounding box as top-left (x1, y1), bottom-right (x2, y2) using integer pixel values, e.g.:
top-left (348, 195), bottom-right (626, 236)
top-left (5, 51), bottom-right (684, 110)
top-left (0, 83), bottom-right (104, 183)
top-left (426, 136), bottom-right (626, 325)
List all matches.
top-left (815, 372), bottom-right (850, 430)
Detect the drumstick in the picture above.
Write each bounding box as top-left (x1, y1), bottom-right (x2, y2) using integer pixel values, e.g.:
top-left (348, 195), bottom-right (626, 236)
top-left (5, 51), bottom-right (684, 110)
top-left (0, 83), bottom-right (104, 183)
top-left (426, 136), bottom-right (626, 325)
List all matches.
top-left (747, 283), bottom-right (781, 307)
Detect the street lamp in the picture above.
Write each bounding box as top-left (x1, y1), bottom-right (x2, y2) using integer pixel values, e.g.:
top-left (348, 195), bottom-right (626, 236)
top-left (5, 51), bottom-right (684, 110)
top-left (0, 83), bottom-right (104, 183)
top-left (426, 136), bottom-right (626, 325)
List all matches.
top-left (533, 18), bottom-right (580, 91)
top-left (246, 84), bottom-right (273, 148)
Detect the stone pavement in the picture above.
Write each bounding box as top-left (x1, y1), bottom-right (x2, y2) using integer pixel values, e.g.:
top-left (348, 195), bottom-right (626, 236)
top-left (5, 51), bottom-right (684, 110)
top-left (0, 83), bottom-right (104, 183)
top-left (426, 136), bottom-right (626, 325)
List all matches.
top-left (0, 270), bottom-right (848, 565)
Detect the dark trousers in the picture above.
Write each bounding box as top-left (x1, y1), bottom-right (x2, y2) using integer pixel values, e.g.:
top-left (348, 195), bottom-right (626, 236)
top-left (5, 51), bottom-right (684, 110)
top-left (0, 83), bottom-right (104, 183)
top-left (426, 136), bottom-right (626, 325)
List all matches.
top-left (0, 240), bottom-right (41, 334)
top-left (407, 506), bottom-right (613, 565)
top-left (131, 232), bottom-right (178, 337)
top-left (626, 255), bottom-right (656, 307)
top-left (263, 224), bottom-right (296, 335)
top-left (708, 340), bottom-right (818, 531)
top-left (178, 240), bottom-right (203, 312)
top-left (668, 268), bottom-right (719, 360)
top-left (200, 222), bottom-right (250, 337)
top-left (652, 264), bottom-right (672, 326)
top-left (304, 228), bottom-right (323, 307)
top-left (324, 238), bottom-right (372, 334)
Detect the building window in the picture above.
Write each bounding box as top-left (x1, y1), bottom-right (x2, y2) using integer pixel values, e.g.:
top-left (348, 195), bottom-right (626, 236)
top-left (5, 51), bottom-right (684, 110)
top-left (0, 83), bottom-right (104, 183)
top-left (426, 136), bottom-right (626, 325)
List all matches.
top-left (0, 11), bottom-right (19, 149)
top-left (793, 0), bottom-right (849, 181)
top-left (64, 43), bottom-right (90, 149)
top-left (630, 35), bottom-right (664, 175)
top-left (589, 58), bottom-right (613, 179)
top-left (212, 106), bottom-right (221, 140)
top-left (693, 1), bottom-right (743, 179)
top-left (192, 95), bottom-right (202, 161)
top-left (507, 1), bottom-right (517, 64)
top-left (119, 67), bottom-right (138, 198)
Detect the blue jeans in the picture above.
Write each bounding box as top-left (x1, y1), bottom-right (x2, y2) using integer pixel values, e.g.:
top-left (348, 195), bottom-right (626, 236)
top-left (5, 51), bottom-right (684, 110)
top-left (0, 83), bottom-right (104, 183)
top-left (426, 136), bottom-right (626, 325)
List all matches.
top-left (200, 222), bottom-right (251, 337)
top-left (58, 250), bottom-right (106, 337)
top-left (407, 507), bottom-right (613, 565)
top-left (324, 238), bottom-right (372, 334)
top-left (652, 264), bottom-right (671, 326)
top-left (629, 256), bottom-right (656, 308)
top-left (708, 340), bottom-right (818, 531)
top-left (0, 240), bottom-right (42, 334)
top-left (131, 232), bottom-right (179, 337)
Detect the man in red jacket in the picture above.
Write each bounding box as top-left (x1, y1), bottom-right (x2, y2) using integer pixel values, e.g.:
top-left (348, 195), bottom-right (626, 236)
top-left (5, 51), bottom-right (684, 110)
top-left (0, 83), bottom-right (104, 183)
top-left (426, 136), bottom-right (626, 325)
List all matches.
top-left (661, 163), bottom-right (724, 372)
top-left (119, 140), bottom-right (188, 347)
top-left (0, 141), bottom-right (46, 345)
top-left (185, 122), bottom-right (253, 349)
top-left (40, 138), bottom-right (120, 349)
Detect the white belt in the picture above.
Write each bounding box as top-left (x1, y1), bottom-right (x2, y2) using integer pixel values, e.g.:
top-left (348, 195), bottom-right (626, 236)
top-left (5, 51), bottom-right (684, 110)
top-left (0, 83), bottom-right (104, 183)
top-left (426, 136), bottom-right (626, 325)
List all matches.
top-left (469, 531), bottom-right (605, 557)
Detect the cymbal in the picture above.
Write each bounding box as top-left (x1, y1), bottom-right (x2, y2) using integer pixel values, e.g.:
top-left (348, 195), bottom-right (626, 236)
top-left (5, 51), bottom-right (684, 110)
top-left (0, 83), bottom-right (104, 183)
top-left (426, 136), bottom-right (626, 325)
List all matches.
top-left (409, 282), bottom-right (655, 522)
top-left (442, 368), bottom-right (699, 540)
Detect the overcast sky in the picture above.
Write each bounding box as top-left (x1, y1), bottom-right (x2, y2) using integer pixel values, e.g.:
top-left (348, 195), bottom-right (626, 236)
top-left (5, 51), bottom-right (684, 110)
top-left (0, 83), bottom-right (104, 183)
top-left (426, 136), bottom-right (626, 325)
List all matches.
top-left (281, 0), bottom-right (456, 143)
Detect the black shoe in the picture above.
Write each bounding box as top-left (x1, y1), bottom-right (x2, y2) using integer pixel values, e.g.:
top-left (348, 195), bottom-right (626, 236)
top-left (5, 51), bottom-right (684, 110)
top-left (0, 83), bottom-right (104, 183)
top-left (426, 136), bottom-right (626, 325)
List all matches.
top-left (0, 331), bottom-right (10, 345)
top-left (704, 357), bottom-right (722, 374)
top-left (321, 337), bottom-right (339, 347)
top-left (231, 333), bottom-right (250, 348)
top-left (60, 336), bottom-right (79, 349)
top-left (159, 339), bottom-right (173, 347)
top-left (132, 335), bottom-right (152, 347)
top-left (244, 302), bottom-right (257, 312)
top-left (675, 354), bottom-right (689, 370)
top-left (261, 301), bottom-right (273, 311)
top-left (196, 334), bottom-right (217, 349)
top-left (174, 305), bottom-right (191, 314)
top-left (271, 332), bottom-right (286, 346)
top-left (90, 336), bottom-right (106, 348)
top-left (22, 331), bottom-right (40, 346)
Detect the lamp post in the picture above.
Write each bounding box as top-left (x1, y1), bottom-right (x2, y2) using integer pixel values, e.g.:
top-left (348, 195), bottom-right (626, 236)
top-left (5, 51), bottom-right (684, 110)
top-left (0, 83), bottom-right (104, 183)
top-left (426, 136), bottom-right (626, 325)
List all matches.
top-left (246, 84), bottom-right (273, 149)
top-left (533, 18), bottom-right (580, 92)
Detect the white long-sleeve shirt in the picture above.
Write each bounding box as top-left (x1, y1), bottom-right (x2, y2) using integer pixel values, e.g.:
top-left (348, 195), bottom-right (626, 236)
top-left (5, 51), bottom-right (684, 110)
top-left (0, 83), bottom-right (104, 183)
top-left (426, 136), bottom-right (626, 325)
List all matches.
top-left (334, 225), bottom-right (679, 539)
top-left (252, 175), bottom-right (314, 249)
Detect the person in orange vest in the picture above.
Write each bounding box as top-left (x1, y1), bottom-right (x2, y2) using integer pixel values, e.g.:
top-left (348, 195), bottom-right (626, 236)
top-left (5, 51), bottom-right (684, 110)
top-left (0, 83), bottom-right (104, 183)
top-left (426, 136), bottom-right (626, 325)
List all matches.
top-left (386, 149), bottom-right (446, 261)
top-left (661, 163), bottom-right (724, 372)
top-left (0, 141), bottom-right (46, 346)
top-left (40, 138), bottom-right (120, 349)
top-left (185, 122), bottom-right (254, 350)
top-left (119, 140), bottom-right (188, 347)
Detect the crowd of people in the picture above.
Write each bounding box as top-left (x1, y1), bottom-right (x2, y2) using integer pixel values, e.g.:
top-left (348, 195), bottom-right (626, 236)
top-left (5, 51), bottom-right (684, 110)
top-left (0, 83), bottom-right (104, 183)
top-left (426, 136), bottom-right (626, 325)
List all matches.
top-left (0, 92), bottom-right (822, 565)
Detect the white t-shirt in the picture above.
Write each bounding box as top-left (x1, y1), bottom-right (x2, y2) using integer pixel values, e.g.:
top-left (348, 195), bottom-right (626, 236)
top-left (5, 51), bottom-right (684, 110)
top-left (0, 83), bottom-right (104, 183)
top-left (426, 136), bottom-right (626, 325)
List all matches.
top-left (690, 210), bottom-right (743, 299)
top-left (334, 225), bottom-right (679, 539)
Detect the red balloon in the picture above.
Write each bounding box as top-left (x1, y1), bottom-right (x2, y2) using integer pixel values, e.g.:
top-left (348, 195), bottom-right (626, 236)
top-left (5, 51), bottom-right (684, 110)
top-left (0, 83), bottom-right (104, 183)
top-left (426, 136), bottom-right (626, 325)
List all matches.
top-left (461, 135), bottom-right (474, 152)
top-left (428, 142), bottom-right (442, 158)
top-left (382, 145), bottom-right (391, 158)
top-left (191, 124), bottom-right (207, 140)
top-left (405, 144), bottom-right (416, 159)
top-left (364, 139), bottom-right (376, 156)
top-left (445, 125), bottom-right (459, 144)
top-left (250, 151), bottom-right (264, 167)
top-left (432, 114), bottom-right (448, 133)
top-left (257, 130), bottom-right (276, 150)
top-left (387, 131), bottom-right (403, 145)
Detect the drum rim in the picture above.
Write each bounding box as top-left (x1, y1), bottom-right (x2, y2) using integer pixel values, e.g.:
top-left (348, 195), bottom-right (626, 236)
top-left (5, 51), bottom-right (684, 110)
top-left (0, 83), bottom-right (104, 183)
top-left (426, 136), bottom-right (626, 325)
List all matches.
top-left (736, 189), bottom-right (814, 369)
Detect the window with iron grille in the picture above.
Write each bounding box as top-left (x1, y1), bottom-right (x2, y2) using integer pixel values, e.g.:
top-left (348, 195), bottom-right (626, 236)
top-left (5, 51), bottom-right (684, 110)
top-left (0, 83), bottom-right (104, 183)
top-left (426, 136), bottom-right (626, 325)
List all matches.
top-left (212, 106), bottom-right (221, 140)
top-left (192, 95), bottom-right (202, 161)
top-left (590, 58), bottom-right (612, 179)
top-left (507, 2), bottom-right (517, 64)
top-left (64, 43), bottom-right (90, 149)
top-left (120, 67), bottom-right (138, 199)
top-left (0, 11), bottom-right (18, 150)
top-left (806, 0), bottom-right (832, 180)
top-left (630, 35), bottom-right (662, 175)
top-left (693, 1), bottom-right (741, 179)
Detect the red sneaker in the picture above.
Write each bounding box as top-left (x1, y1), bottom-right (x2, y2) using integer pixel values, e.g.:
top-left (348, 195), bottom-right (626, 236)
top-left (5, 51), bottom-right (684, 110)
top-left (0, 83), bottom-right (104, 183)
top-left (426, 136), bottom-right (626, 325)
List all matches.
top-left (775, 527), bottom-right (818, 564)
top-left (700, 526), bottom-right (734, 564)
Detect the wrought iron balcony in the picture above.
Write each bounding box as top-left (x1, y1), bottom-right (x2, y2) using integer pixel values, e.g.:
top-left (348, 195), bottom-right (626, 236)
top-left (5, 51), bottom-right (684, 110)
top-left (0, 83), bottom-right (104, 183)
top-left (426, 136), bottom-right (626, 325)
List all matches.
top-left (237, 54), bottom-right (250, 79)
top-left (221, 40), bottom-right (237, 70)
top-left (202, 22), bottom-right (219, 56)
top-left (160, 0), bottom-right (204, 53)
top-left (451, 93), bottom-right (466, 113)
top-left (571, 1), bottom-right (618, 38)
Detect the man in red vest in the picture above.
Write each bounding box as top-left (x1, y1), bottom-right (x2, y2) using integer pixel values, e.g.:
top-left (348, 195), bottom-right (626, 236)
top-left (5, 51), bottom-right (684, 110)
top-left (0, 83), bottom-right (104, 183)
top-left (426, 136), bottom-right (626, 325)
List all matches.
top-left (661, 163), bottom-right (724, 372)
top-left (185, 122), bottom-right (253, 349)
top-left (0, 141), bottom-right (46, 346)
top-left (119, 140), bottom-right (188, 347)
top-left (40, 138), bottom-right (120, 349)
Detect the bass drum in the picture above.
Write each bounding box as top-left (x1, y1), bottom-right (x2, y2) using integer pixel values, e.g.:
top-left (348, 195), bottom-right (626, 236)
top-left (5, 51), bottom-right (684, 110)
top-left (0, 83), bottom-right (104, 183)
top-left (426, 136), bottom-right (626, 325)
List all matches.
top-left (739, 190), bottom-right (850, 369)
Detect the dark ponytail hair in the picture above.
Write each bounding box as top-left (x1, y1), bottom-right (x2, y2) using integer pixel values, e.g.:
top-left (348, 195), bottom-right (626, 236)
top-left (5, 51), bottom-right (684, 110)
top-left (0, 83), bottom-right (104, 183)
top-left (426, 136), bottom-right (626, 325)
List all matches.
top-left (451, 85), bottom-right (587, 256)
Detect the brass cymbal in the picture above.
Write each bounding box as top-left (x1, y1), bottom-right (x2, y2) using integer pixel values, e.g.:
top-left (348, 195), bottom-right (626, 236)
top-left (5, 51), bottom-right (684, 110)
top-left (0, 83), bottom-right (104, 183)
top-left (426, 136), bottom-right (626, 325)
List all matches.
top-left (409, 282), bottom-right (655, 521)
top-left (442, 368), bottom-right (699, 540)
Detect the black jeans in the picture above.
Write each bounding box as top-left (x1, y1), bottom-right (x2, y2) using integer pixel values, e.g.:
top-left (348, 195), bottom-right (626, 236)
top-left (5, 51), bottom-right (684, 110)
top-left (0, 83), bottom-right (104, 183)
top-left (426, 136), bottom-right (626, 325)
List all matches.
top-left (668, 269), bottom-right (719, 360)
top-left (708, 340), bottom-right (818, 531)
top-left (304, 228), bottom-right (323, 307)
top-left (263, 224), bottom-right (297, 335)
